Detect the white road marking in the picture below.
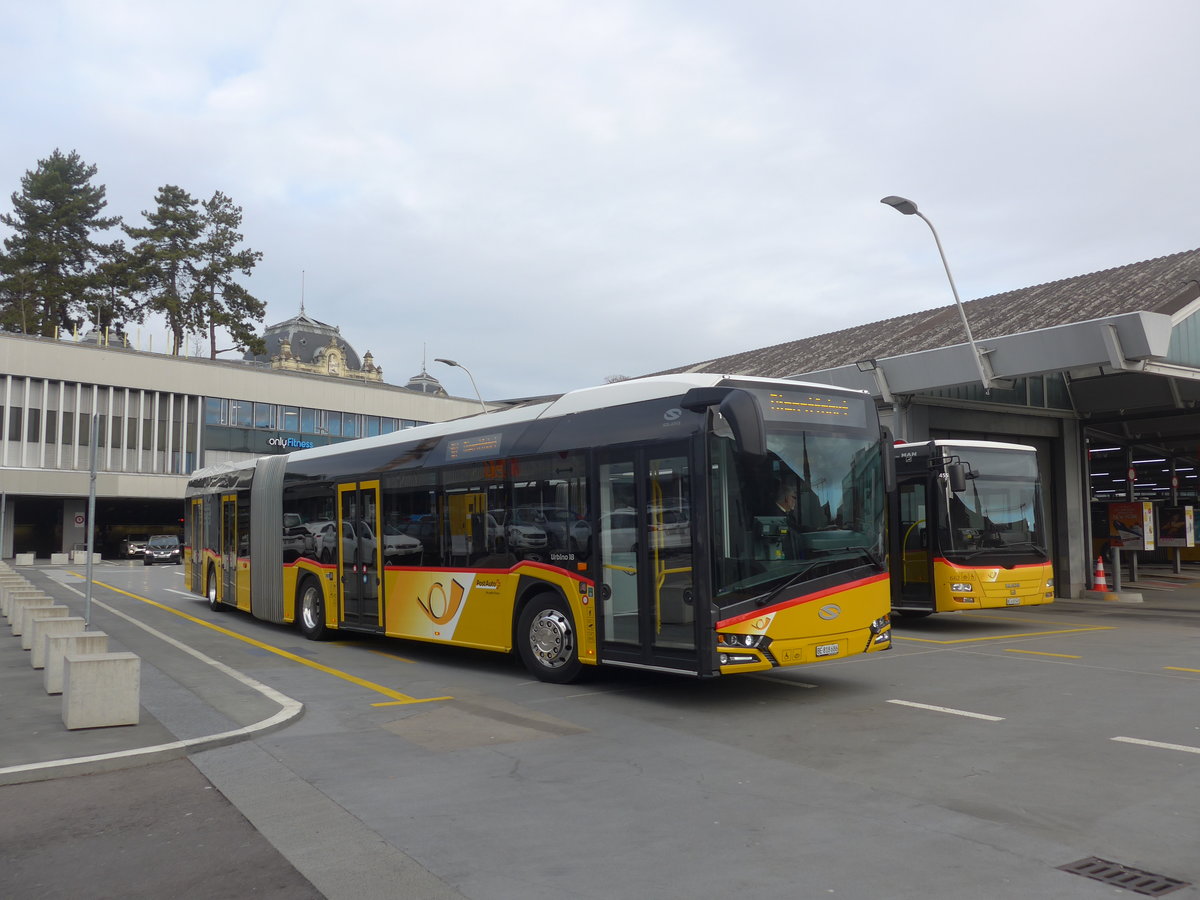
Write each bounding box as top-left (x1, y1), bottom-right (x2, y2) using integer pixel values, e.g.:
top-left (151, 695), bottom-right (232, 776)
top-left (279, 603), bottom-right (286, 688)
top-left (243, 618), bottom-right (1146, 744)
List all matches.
top-left (1112, 736), bottom-right (1200, 755)
top-left (0, 579), bottom-right (303, 781)
top-left (887, 699), bottom-right (1004, 721)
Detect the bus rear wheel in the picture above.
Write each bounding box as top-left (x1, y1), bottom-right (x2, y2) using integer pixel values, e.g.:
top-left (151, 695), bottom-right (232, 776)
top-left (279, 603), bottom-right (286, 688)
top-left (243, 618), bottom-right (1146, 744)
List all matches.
top-left (517, 595), bottom-right (583, 683)
top-left (207, 566), bottom-right (221, 611)
top-left (298, 577), bottom-right (328, 640)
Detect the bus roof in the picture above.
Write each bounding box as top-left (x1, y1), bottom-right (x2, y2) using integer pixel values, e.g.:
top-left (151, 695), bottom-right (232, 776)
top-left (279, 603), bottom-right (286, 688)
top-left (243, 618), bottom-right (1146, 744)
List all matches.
top-left (278, 373), bottom-right (867, 467)
top-left (895, 439), bottom-right (1037, 454)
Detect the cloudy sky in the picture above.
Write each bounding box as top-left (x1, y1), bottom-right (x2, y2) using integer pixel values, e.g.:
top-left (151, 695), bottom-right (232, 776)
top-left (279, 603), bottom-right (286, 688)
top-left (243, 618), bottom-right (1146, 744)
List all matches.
top-left (2, 1), bottom-right (1198, 401)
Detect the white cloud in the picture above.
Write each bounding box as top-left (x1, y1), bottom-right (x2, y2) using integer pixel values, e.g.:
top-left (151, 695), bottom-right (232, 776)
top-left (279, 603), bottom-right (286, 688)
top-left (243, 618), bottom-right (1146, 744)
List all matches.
top-left (2, 0), bottom-right (1199, 398)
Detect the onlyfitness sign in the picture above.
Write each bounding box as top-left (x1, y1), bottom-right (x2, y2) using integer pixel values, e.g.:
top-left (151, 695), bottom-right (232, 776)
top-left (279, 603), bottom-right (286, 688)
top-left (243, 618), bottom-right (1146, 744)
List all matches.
top-left (267, 435), bottom-right (315, 450)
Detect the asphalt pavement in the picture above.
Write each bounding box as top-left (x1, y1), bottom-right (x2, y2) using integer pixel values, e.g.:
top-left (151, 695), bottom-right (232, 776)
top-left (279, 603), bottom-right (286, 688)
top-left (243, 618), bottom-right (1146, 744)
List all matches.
top-left (2, 558), bottom-right (1198, 899)
top-left (0, 561), bottom-right (321, 899)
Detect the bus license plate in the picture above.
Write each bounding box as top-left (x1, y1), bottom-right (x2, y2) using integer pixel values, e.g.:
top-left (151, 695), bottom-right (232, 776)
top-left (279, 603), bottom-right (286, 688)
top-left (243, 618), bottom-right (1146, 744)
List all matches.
top-left (1006, 597), bottom-right (1021, 606)
top-left (815, 642), bottom-right (839, 657)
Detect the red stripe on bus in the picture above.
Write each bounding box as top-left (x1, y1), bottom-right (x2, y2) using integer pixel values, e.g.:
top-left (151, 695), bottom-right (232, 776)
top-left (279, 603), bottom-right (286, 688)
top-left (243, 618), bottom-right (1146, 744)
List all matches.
top-left (283, 557), bottom-right (595, 587)
top-left (718, 572), bottom-right (888, 628)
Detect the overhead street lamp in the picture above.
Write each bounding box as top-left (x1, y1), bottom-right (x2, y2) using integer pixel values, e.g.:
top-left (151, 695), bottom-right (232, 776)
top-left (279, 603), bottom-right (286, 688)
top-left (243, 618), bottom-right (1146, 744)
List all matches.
top-left (880, 195), bottom-right (1000, 391)
top-left (434, 358), bottom-right (489, 414)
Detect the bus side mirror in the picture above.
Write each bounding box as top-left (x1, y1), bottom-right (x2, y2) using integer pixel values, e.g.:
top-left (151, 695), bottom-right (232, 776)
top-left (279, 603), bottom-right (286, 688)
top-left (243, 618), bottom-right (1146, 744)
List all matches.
top-left (718, 390), bottom-right (766, 458)
top-left (680, 387), bottom-right (766, 458)
top-left (947, 463), bottom-right (967, 493)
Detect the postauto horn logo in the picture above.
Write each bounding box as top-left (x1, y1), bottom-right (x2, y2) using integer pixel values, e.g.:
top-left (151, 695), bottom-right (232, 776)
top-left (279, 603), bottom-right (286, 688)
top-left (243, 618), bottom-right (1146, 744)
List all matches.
top-left (268, 435), bottom-right (315, 449)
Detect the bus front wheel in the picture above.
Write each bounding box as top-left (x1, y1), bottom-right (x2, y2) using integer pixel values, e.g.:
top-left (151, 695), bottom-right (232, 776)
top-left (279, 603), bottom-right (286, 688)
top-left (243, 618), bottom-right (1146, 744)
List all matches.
top-left (517, 594), bottom-right (583, 683)
top-left (298, 577), bottom-right (328, 640)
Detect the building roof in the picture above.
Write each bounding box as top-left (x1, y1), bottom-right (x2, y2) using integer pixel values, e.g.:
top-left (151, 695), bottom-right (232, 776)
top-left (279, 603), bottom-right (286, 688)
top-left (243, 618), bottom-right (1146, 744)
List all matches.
top-left (404, 367), bottom-right (448, 396)
top-left (660, 247), bottom-right (1200, 379)
top-left (245, 308), bottom-right (364, 370)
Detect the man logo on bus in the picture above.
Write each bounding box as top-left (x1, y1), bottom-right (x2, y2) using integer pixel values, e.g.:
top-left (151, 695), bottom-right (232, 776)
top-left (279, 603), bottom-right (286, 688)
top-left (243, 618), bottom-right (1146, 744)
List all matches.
top-left (418, 580), bottom-right (466, 625)
top-left (818, 604), bottom-right (841, 620)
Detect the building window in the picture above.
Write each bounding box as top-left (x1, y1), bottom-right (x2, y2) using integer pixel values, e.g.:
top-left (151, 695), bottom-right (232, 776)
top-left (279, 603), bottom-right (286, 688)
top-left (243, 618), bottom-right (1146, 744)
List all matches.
top-left (300, 407), bottom-right (315, 434)
top-left (366, 415), bottom-right (380, 437)
top-left (205, 397), bottom-right (227, 425)
top-left (254, 402), bottom-right (276, 429)
top-left (342, 413), bottom-right (358, 438)
top-left (281, 406), bottom-right (299, 433)
top-left (232, 399), bottom-right (252, 428)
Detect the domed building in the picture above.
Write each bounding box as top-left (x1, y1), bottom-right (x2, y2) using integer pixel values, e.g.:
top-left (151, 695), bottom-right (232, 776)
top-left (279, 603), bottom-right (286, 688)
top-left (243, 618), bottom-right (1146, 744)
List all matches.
top-left (404, 365), bottom-right (448, 397)
top-left (246, 305), bottom-right (384, 382)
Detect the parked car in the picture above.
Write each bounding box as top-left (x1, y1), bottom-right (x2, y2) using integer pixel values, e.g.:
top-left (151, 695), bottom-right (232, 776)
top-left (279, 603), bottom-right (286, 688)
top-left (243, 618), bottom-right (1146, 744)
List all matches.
top-left (142, 534), bottom-right (181, 565)
top-left (491, 510), bottom-right (548, 558)
top-left (382, 522), bottom-right (423, 563)
top-left (600, 508), bottom-right (689, 553)
top-left (308, 519), bottom-right (379, 565)
top-left (282, 513), bottom-right (314, 560)
top-left (121, 534), bottom-right (149, 559)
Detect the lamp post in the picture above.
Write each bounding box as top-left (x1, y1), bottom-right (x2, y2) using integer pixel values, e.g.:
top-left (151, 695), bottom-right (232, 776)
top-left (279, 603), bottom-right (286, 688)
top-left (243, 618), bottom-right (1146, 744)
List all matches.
top-left (435, 358), bottom-right (488, 414)
top-left (880, 195), bottom-right (995, 391)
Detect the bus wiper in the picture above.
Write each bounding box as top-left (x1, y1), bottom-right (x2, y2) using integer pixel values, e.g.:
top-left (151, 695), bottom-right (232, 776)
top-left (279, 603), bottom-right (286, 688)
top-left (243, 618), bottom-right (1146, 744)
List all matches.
top-left (753, 562), bottom-right (822, 605)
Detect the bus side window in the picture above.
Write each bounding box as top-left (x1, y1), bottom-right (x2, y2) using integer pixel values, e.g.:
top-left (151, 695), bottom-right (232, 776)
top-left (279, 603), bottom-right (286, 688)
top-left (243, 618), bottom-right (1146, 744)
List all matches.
top-left (382, 471), bottom-right (440, 566)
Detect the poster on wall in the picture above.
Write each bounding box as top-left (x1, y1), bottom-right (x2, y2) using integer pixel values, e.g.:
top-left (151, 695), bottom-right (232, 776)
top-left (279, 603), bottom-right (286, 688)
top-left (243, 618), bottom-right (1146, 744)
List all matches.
top-left (1157, 506), bottom-right (1194, 548)
top-left (1108, 501), bottom-right (1156, 550)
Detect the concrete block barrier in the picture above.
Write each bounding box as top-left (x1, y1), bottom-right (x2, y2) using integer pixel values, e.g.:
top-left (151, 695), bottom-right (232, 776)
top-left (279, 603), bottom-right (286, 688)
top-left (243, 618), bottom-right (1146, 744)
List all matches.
top-left (20, 605), bottom-right (68, 647)
top-left (31, 617), bottom-right (87, 668)
top-left (14, 553), bottom-right (34, 565)
top-left (62, 652), bottom-right (141, 729)
top-left (1, 582), bottom-right (34, 617)
top-left (50, 552), bottom-right (69, 565)
top-left (44, 631), bottom-right (109, 694)
top-left (7, 592), bottom-right (53, 628)
top-left (11, 602), bottom-right (56, 638)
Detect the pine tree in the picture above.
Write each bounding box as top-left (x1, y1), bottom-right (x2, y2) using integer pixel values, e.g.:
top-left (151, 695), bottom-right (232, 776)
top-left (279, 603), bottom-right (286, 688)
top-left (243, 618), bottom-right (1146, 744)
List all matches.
top-left (0, 149), bottom-right (121, 336)
top-left (123, 185), bottom-right (204, 354)
top-left (195, 191), bottom-right (266, 357)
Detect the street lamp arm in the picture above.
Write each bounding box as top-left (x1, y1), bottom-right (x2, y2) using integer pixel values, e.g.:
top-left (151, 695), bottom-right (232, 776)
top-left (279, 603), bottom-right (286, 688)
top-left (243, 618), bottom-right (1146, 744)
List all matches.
top-left (881, 195), bottom-right (993, 390)
top-left (435, 358), bottom-right (488, 414)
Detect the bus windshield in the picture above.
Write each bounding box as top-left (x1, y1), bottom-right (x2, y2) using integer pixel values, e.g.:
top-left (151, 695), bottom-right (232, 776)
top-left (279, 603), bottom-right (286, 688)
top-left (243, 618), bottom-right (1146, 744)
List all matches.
top-left (710, 427), bottom-right (885, 604)
top-left (941, 449), bottom-right (1045, 556)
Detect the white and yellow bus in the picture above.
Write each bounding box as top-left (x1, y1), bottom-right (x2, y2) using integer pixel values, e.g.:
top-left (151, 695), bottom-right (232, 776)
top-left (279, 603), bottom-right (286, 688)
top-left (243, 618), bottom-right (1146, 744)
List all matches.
top-left (185, 374), bottom-right (892, 682)
top-left (891, 440), bottom-right (1055, 617)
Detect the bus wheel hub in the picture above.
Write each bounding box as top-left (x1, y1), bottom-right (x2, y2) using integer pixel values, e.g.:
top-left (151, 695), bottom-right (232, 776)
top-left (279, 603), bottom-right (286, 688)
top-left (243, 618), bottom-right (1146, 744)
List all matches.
top-left (530, 610), bottom-right (572, 668)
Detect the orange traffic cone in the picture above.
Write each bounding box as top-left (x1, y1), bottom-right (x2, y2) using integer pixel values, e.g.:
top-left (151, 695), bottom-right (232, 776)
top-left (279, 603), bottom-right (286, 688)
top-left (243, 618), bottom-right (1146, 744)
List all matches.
top-left (1093, 556), bottom-right (1109, 590)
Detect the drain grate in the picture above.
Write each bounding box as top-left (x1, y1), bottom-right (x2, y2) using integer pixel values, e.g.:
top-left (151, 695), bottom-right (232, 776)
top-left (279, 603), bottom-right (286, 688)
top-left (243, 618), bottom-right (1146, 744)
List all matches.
top-left (1059, 857), bottom-right (1190, 896)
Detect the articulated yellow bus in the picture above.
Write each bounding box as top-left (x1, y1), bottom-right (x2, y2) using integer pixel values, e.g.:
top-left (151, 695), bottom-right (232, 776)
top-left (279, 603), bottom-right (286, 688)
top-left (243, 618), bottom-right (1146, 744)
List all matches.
top-left (891, 440), bottom-right (1055, 617)
top-left (185, 374), bottom-right (892, 682)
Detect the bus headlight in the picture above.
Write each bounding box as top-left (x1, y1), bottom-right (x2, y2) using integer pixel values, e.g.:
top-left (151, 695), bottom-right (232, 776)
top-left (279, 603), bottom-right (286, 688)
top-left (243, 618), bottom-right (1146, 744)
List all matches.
top-left (1046, 577), bottom-right (1054, 588)
top-left (869, 615), bottom-right (890, 634)
top-left (718, 633), bottom-right (765, 649)
top-left (951, 583), bottom-right (973, 592)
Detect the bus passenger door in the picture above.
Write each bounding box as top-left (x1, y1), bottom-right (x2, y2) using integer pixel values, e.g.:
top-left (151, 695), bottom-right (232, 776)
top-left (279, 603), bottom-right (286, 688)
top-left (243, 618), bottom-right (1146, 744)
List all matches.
top-left (596, 444), bottom-right (698, 673)
top-left (186, 498), bottom-right (202, 593)
top-left (337, 482), bottom-right (383, 630)
top-left (220, 494), bottom-right (238, 606)
top-left (897, 479), bottom-right (935, 610)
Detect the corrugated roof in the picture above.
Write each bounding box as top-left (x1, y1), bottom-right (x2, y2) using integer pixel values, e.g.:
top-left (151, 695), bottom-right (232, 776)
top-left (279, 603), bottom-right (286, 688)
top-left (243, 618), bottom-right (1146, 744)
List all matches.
top-left (658, 247), bottom-right (1200, 378)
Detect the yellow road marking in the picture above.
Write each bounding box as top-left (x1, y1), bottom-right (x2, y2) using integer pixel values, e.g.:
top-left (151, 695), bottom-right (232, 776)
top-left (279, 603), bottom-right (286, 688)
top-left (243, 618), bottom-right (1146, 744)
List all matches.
top-left (1004, 648), bottom-right (1081, 659)
top-left (895, 625), bottom-right (1112, 645)
top-left (1164, 666), bottom-right (1200, 674)
top-left (80, 576), bottom-right (451, 705)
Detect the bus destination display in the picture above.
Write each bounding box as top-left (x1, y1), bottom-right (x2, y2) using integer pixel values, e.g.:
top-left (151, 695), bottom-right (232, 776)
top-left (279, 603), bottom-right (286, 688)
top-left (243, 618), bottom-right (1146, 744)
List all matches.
top-left (446, 433), bottom-right (502, 460)
top-left (753, 389), bottom-right (865, 427)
